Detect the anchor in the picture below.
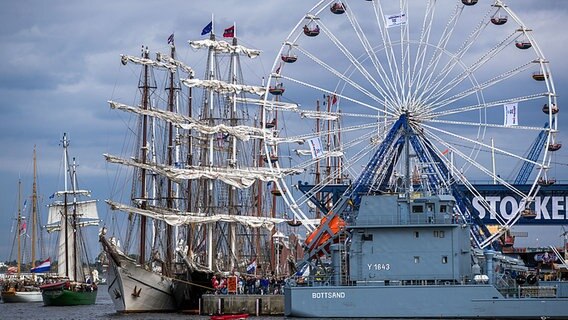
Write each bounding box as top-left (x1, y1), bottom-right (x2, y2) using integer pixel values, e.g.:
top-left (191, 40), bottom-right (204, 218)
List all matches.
top-left (131, 286), bottom-right (142, 297)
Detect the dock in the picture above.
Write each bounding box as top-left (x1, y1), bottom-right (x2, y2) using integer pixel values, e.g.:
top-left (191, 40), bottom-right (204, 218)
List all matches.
top-left (200, 294), bottom-right (284, 316)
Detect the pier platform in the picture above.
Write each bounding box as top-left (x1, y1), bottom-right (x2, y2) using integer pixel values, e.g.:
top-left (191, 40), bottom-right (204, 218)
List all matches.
top-left (201, 294), bottom-right (284, 316)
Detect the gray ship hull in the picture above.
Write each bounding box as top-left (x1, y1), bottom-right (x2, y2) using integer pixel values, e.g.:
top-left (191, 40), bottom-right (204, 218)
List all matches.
top-left (285, 284), bottom-right (568, 318)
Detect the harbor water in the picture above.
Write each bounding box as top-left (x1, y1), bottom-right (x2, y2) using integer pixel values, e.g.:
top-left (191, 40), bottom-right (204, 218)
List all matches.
top-left (0, 286), bottom-right (516, 319)
top-left (0, 285), bottom-right (207, 320)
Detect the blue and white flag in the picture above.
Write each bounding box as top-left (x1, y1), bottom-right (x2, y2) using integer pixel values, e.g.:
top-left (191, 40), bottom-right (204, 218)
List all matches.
top-left (201, 21), bottom-right (213, 35)
top-left (385, 12), bottom-right (407, 28)
top-left (31, 258), bottom-right (51, 273)
top-left (504, 103), bottom-right (518, 126)
top-left (246, 259), bottom-right (257, 274)
top-left (306, 137), bottom-right (324, 159)
top-left (296, 263), bottom-right (310, 277)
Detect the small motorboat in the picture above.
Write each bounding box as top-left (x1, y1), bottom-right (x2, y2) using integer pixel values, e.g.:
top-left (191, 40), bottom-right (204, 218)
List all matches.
top-left (211, 314), bottom-right (249, 320)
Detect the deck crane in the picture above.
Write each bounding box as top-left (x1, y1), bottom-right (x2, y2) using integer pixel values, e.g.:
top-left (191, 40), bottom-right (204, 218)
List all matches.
top-left (513, 121), bottom-right (552, 184)
top-left (298, 113), bottom-right (494, 266)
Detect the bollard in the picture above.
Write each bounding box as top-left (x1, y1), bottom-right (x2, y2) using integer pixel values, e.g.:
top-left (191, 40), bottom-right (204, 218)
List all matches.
top-left (218, 297), bottom-right (224, 314)
top-left (256, 298), bottom-right (262, 316)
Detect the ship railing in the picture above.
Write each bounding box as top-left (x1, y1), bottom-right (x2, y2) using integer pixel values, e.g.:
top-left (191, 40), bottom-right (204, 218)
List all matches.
top-left (357, 213), bottom-right (457, 226)
top-left (497, 285), bottom-right (558, 298)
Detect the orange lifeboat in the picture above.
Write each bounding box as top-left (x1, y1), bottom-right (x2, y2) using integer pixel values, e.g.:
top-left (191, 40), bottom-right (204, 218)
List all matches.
top-left (305, 214), bottom-right (345, 253)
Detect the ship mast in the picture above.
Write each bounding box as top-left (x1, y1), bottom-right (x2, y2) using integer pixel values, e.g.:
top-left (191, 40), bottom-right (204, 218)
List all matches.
top-left (31, 146), bottom-right (38, 268)
top-left (17, 179), bottom-right (22, 276)
top-left (164, 41), bottom-right (178, 276)
top-left (139, 46), bottom-right (151, 265)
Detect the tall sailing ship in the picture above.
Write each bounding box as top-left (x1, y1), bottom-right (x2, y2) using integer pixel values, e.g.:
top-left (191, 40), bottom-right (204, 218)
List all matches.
top-left (100, 23), bottom-right (299, 312)
top-left (40, 133), bottom-right (100, 306)
top-left (1, 154), bottom-right (45, 304)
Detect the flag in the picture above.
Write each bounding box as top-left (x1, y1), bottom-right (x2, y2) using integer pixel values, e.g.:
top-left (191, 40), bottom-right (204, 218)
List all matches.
top-left (441, 149), bottom-right (449, 156)
top-left (19, 220), bottom-right (26, 236)
top-left (306, 137), bottom-right (324, 159)
top-left (201, 21), bottom-right (213, 35)
top-left (331, 94), bottom-right (338, 105)
top-left (246, 259), bottom-right (257, 274)
top-left (296, 264), bottom-right (310, 277)
top-left (31, 258), bottom-right (51, 273)
top-left (7, 266), bottom-right (17, 274)
top-left (385, 12), bottom-right (407, 28)
top-left (167, 33), bottom-right (174, 44)
top-left (223, 25), bottom-right (235, 38)
top-left (504, 103), bottom-right (518, 126)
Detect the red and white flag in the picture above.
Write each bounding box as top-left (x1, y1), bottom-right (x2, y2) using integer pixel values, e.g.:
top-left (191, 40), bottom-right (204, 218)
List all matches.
top-left (223, 25), bottom-right (235, 38)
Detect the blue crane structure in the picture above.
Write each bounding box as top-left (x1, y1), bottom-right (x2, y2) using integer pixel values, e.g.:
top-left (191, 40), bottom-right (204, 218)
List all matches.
top-left (513, 121), bottom-right (551, 184)
top-left (298, 115), bottom-right (566, 261)
top-left (300, 113), bottom-right (494, 260)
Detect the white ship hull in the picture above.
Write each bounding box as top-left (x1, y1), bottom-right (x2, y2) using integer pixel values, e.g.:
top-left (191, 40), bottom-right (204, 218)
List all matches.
top-left (1, 290), bottom-right (43, 303)
top-left (102, 237), bottom-right (176, 312)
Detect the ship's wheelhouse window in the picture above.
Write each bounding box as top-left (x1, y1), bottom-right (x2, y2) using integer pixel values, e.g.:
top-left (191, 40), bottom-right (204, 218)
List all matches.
top-left (362, 233), bottom-right (373, 241)
top-left (440, 205), bottom-right (447, 212)
top-left (414, 231), bottom-right (419, 238)
top-left (442, 256), bottom-right (448, 264)
top-left (414, 256), bottom-right (420, 264)
top-left (427, 203), bottom-right (434, 212)
top-left (434, 230), bottom-right (445, 238)
top-left (412, 205), bottom-right (424, 213)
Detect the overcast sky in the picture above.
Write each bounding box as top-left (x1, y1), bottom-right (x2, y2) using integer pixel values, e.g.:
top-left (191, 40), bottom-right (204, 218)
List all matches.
top-left (1, 0), bottom-right (567, 263)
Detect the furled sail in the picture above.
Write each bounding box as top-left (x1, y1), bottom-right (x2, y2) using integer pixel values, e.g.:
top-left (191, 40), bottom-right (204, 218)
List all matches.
top-left (188, 39), bottom-right (261, 58)
top-left (155, 52), bottom-right (194, 76)
top-left (120, 54), bottom-right (179, 73)
top-left (232, 97), bottom-right (299, 111)
top-left (109, 101), bottom-right (266, 141)
top-left (104, 154), bottom-right (303, 189)
top-left (106, 200), bottom-right (319, 230)
top-left (180, 78), bottom-right (266, 96)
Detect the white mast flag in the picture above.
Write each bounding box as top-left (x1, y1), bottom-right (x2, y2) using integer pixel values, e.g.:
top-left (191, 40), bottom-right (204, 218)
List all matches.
top-left (504, 103), bottom-right (518, 126)
top-left (385, 12), bottom-right (407, 28)
top-left (307, 137), bottom-right (324, 159)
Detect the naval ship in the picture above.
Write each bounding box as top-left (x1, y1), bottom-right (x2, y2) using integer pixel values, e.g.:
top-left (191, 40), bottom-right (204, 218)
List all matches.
top-left (285, 191), bottom-right (568, 318)
top-left (282, 110), bottom-right (568, 318)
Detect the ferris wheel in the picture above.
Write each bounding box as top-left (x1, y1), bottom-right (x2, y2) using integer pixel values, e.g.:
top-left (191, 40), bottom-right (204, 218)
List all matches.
top-left (261, 0), bottom-right (559, 249)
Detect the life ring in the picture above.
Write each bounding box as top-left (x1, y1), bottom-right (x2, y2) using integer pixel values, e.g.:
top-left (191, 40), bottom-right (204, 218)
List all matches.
top-left (515, 274), bottom-right (526, 285)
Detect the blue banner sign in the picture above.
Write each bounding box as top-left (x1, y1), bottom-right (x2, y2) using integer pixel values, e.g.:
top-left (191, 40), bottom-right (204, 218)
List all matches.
top-left (461, 184), bottom-right (568, 225)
